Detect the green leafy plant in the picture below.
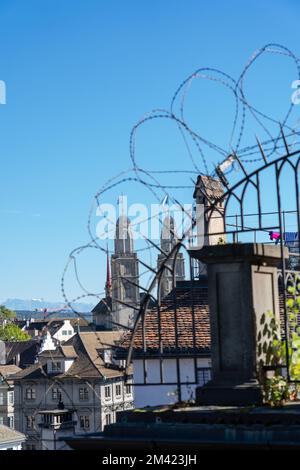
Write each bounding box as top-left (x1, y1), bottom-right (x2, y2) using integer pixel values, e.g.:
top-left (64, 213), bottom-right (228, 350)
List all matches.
top-left (264, 375), bottom-right (289, 407)
top-left (258, 277), bottom-right (300, 405)
top-left (0, 323), bottom-right (31, 341)
top-left (0, 305), bottom-right (30, 341)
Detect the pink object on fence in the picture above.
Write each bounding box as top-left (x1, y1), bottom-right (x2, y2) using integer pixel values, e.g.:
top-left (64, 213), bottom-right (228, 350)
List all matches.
top-left (269, 231), bottom-right (281, 244)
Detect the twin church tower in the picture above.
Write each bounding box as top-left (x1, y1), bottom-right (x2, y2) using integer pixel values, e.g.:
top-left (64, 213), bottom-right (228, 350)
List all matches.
top-left (92, 205), bottom-right (185, 330)
top-left (92, 175), bottom-right (224, 330)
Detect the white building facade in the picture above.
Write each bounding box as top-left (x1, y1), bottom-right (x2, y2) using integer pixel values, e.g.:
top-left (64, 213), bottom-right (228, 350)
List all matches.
top-left (132, 356), bottom-right (211, 407)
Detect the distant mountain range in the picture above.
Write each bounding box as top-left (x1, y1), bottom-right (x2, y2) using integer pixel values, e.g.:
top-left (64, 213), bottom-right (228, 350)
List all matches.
top-left (1, 298), bottom-right (94, 313)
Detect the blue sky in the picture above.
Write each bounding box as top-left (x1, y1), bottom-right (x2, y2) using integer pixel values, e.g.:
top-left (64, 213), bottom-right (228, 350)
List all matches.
top-left (1, 0), bottom-right (300, 303)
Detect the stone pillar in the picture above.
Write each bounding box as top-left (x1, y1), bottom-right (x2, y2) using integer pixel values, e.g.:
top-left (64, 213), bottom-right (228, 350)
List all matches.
top-left (189, 243), bottom-right (288, 406)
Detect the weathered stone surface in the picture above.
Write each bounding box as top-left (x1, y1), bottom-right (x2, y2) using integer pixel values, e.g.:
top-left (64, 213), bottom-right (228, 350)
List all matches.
top-left (189, 243), bottom-right (288, 406)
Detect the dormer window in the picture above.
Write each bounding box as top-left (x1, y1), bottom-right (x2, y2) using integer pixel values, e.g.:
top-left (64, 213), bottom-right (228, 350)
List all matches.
top-left (103, 349), bottom-right (112, 364)
top-left (52, 361), bottom-right (62, 372)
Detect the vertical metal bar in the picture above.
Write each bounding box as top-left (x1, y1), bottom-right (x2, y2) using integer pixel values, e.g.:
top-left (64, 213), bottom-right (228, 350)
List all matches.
top-left (156, 271), bottom-right (164, 384)
top-left (142, 311), bottom-right (147, 384)
top-left (189, 253), bottom-right (198, 385)
top-left (240, 199), bottom-right (244, 231)
top-left (172, 248), bottom-right (182, 402)
top-left (295, 170), bottom-right (300, 271)
top-left (275, 162), bottom-right (290, 381)
top-left (233, 214), bottom-right (238, 243)
top-left (256, 173), bottom-right (262, 229)
top-left (294, 169), bottom-right (300, 347)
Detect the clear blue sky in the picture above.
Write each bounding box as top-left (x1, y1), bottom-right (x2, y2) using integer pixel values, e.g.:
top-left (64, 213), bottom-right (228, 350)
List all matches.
top-left (1, 0), bottom-right (300, 303)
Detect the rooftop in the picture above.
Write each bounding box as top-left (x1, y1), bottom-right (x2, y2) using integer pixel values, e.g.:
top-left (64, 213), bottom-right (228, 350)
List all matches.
top-left (11, 331), bottom-right (129, 381)
top-left (118, 282), bottom-right (210, 356)
top-left (0, 425), bottom-right (26, 446)
top-left (0, 364), bottom-right (21, 378)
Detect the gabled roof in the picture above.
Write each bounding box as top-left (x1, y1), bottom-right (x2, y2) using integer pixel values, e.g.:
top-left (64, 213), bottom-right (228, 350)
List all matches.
top-left (5, 340), bottom-right (40, 368)
top-left (0, 425), bottom-right (26, 446)
top-left (9, 360), bottom-right (48, 380)
top-left (39, 345), bottom-right (77, 359)
top-left (193, 175), bottom-right (224, 200)
top-left (0, 365), bottom-right (21, 378)
top-left (46, 320), bottom-right (65, 336)
top-left (77, 331), bottom-right (127, 378)
top-left (92, 297), bottom-right (112, 315)
top-left (25, 321), bottom-right (48, 331)
top-left (69, 317), bottom-right (90, 328)
top-left (12, 331), bottom-right (128, 381)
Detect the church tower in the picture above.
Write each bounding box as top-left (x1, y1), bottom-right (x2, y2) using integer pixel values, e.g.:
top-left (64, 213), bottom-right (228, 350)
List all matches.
top-left (111, 214), bottom-right (140, 329)
top-left (157, 214), bottom-right (185, 300)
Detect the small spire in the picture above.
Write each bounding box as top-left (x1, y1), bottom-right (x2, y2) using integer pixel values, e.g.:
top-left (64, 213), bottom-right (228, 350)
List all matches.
top-left (105, 244), bottom-right (112, 297)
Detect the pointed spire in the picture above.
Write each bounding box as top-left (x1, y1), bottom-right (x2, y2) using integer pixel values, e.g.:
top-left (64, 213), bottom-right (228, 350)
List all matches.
top-left (161, 214), bottom-right (177, 254)
top-left (105, 244), bottom-right (112, 298)
top-left (115, 195), bottom-right (134, 254)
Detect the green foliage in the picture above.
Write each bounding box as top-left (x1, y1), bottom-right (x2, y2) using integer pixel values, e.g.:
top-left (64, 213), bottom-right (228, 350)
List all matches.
top-left (259, 282), bottom-right (300, 405)
top-left (0, 305), bottom-right (16, 322)
top-left (0, 323), bottom-right (31, 341)
top-left (0, 305), bottom-right (30, 341)
top-left (264, 375), bottom-right (289, 407)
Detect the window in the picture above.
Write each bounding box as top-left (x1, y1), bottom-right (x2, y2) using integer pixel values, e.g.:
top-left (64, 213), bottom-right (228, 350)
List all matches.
top-left (51, 387), bottom-right (60, 401)
top-left (62, 330), bottom-right (67, 336)
top-left (7, 416), bottom-right (14, 429)
top-left (68, 330), bottom-right (72, 335)
top-left (0, 416), bottom-right (4, 425)
top-left (79, 387), bottom-right (89, 401)
top-left (79, 415), bottom-right (90, 429)
top-left (51, 361), bottom-right (62, 372)
top-left (104, 385), bottom-right (111, 399)
top-left (103, 349), bottom-right (112, 364)
top-left (26, 416), bottom-right (35, 429)
top-left (8, 391), bottom-right (14, 405)
top-left (125, 384), bottom-right (132, 395)
top-left (25, 388), bottom-right (36, 400)
top-left (105, 414), bottom-right (112, 426)
top-left (0, 392), bottom-right (4, 405)
top-left (197, 368), bottom-right (211, 387)
top-left (116, 384), bottom-right (121, 397)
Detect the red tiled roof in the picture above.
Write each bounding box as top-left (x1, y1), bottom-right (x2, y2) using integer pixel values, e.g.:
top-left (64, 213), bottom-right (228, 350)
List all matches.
top-left (120, 285), bottom-right (210, 355)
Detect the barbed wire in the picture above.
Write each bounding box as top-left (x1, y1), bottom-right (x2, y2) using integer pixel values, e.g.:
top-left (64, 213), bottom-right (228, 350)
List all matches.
top-left (20, 44), bottom-right (300, 448)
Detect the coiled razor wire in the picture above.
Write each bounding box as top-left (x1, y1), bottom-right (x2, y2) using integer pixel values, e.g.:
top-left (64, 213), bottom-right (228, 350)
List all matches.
top-left (26, 45), bottom-right (300, 441)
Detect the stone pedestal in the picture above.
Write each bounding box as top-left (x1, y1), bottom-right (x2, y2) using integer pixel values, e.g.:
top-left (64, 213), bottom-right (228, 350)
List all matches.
top-left (189, 243), bottom-right (288, 406)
